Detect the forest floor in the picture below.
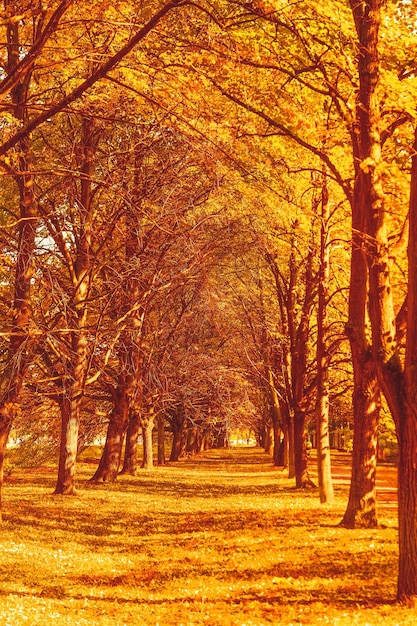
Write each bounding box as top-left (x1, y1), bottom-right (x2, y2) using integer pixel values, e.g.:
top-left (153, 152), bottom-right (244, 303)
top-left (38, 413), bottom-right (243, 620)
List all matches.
top-left (0, 446), bottom-right (411, 626)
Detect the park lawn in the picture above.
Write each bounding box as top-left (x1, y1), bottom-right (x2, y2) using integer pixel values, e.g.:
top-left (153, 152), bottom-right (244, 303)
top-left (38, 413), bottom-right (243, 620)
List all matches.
top-left (0, 447), bottom-right (412, 626)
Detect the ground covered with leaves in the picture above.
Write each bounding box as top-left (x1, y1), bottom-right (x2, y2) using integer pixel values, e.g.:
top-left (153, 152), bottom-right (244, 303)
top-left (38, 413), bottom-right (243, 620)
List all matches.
top-left (0, 447), bottom-right (412, 625)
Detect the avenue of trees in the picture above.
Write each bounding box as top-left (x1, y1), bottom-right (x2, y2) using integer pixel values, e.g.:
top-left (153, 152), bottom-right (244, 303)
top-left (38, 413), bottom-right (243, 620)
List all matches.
top-left (1, 0), bottom-right (417, 605)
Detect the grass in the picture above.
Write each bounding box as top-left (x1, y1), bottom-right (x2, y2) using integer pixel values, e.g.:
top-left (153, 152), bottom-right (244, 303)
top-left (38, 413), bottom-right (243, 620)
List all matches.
top-left (0, 447), bottom-right (412, 625)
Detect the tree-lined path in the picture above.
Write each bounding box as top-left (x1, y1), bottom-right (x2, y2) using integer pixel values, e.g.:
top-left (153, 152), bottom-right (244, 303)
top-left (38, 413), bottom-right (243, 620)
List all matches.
top-left (2, 0), bottom-right (417, 609)
top-left (1, 446), bottom-right (409, 625)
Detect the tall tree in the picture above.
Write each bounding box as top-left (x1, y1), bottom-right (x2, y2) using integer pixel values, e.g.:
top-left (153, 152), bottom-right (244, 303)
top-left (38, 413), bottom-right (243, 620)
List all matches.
top-left (346, 0), bottom-right (417, 602)
top-left (0, 2), bottom-right (41, 511)
top-left (315, 168), bottom-right (335, 504)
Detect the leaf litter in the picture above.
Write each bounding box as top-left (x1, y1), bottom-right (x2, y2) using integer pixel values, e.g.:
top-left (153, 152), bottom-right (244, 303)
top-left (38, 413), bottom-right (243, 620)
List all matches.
top-left (0, 447), bottom-right (413, 625)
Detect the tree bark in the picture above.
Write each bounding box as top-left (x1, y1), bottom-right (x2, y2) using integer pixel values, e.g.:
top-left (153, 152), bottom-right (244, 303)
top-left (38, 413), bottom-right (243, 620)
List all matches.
top-left (120, 409), bottom-right (141, 475)
top-left (263, 424), bottom-right (273, 456)
top-left (290, 249), bottom-right (315, 488)
top-left (157, 414), bottom-right (166, 465)
top-left (340, 0), bottom-right (382, 527)
top-left (340, 359), bottom-right (379, 527)
top-left (267, 368), bottom-right (283, 466)
top-left (284, 402), bottom-right (294, 476)
top-left (169, 404), bottom-right (186, 462)
top-left (294, 407), bottom-right (314, 488)
top-left (90, 383), bottom-right (130, 482)
top-left (141, 413), bottom-right (155, 469)
top-left (346, 0), bottom-right (417, 600)
top-left (396, 408), bottom-right (417, 604)
top-left (395, 127), bottom-right (417, 603)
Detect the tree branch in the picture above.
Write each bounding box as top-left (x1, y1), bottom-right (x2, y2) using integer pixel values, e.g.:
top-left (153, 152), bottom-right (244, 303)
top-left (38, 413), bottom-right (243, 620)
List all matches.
top-left (0, 0), bottom-right (189, 158)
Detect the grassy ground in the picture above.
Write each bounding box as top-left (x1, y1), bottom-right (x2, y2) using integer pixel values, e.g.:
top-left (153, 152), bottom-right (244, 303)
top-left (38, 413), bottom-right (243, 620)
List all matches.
top-left (0, 447), bottom-right (412, 625)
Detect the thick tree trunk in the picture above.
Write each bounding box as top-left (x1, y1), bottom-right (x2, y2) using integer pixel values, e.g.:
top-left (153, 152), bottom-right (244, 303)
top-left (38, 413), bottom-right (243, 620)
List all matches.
top-left (199, 429), bottom-right (211, 452)
top-left (54, 395), bottom-right (81, 495)
top-left (170, 428), bottom-right (182, 462)
top-left (341, 0), bottom-right (380, 524)
top-left (294, 407), bottom-right (314, 488)
top-left (263, 425), bottom-right (273, 456)
top-left (198, 429), bottom-right (209, 453)
top-left (342, 240), bottom-right (380, 527)
top-left (346, 0), bottom-right (417, 601)
top-left (395, 126), bottom-right (417, 603)
top-left (90, 389), bottom-right (130, 482)
top-left (120, 409), bottom-right (141, 475)
top-left (186, 426), bottom-right (198, 455)
top-left (54, 312), bottom-right (90, 495)
top-left (276, 403), bottom-right (288, 467)
top-left (397, 412), bottom-right (417, 604)
top-left (276, 436), bottom-right (286, 467)
top-left (340, 359), bottom-right (379, 527)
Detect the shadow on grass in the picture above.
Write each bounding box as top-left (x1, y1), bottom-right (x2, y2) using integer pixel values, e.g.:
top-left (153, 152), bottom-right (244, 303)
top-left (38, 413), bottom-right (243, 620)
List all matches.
top-left (0, 585), bottom-right (397, 609)
top-left (1, 446), bottom-right (401, 620)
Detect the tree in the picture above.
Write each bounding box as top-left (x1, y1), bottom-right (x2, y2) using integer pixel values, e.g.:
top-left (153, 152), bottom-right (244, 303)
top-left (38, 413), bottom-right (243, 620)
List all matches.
top-left (0, 2), bottom-right (41, 511)
top-left (0, 0), bottom-right (198, 507)
top-left (345, 0), bottom-right (417, 602)
top-left (315, 168), bottom-right (335, 504)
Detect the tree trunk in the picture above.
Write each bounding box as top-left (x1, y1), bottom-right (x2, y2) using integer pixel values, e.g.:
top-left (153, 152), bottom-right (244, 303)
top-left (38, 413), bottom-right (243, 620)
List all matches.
top-left (342, 240), bottom-right (380, 527)
top-left (90, 388), bottom-right (130, 482)
top-left (267, 367), bottom-right (283, 466)
top-left (0, 421), bottom-right (12, 515)
top-left (141, 415), bottom-right (154, 469)
top-left (395, 126), bottom-right (417, 603)
top-left (315, 406), bottom-right (334, 503)
top-left (396, 411), bottom-right (417, 604)
top-left (263, 425), bottom-right (273, 456)
top-left (157, 415), bottom-right (166, 465)
top-left (186, 425), bottom-right (198, 455)
top-left (120, 409), bottom-right (141, 475)
top-left (340, 0), bottom-right (384, 528)
top-left (340, 359), bottom-right (379, 527)
top-left (54, 395), bottom-right (80, 495)
top-left (54, 117), bottom-right (94, 495)
top-left (288, 246), bottom-right (315, 487)
top-left (169, 405), bottom-right (185, 462)
top-left (315, 169), bottom-right (334, 504)
top-left (285, 404), bottom-right (295, 477)
top-left (200, 429), bottom-right (211, 452)
top-left (272, 422), bottom-right (282, 466)
top-left (294, 407), bottom-right (314, 488)
top-left (346, 0), bottom-right (417, 600)
top-left (170, 428), bottom-right (182, 462)
top-left (276, 436), bottom-right (286, 467)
